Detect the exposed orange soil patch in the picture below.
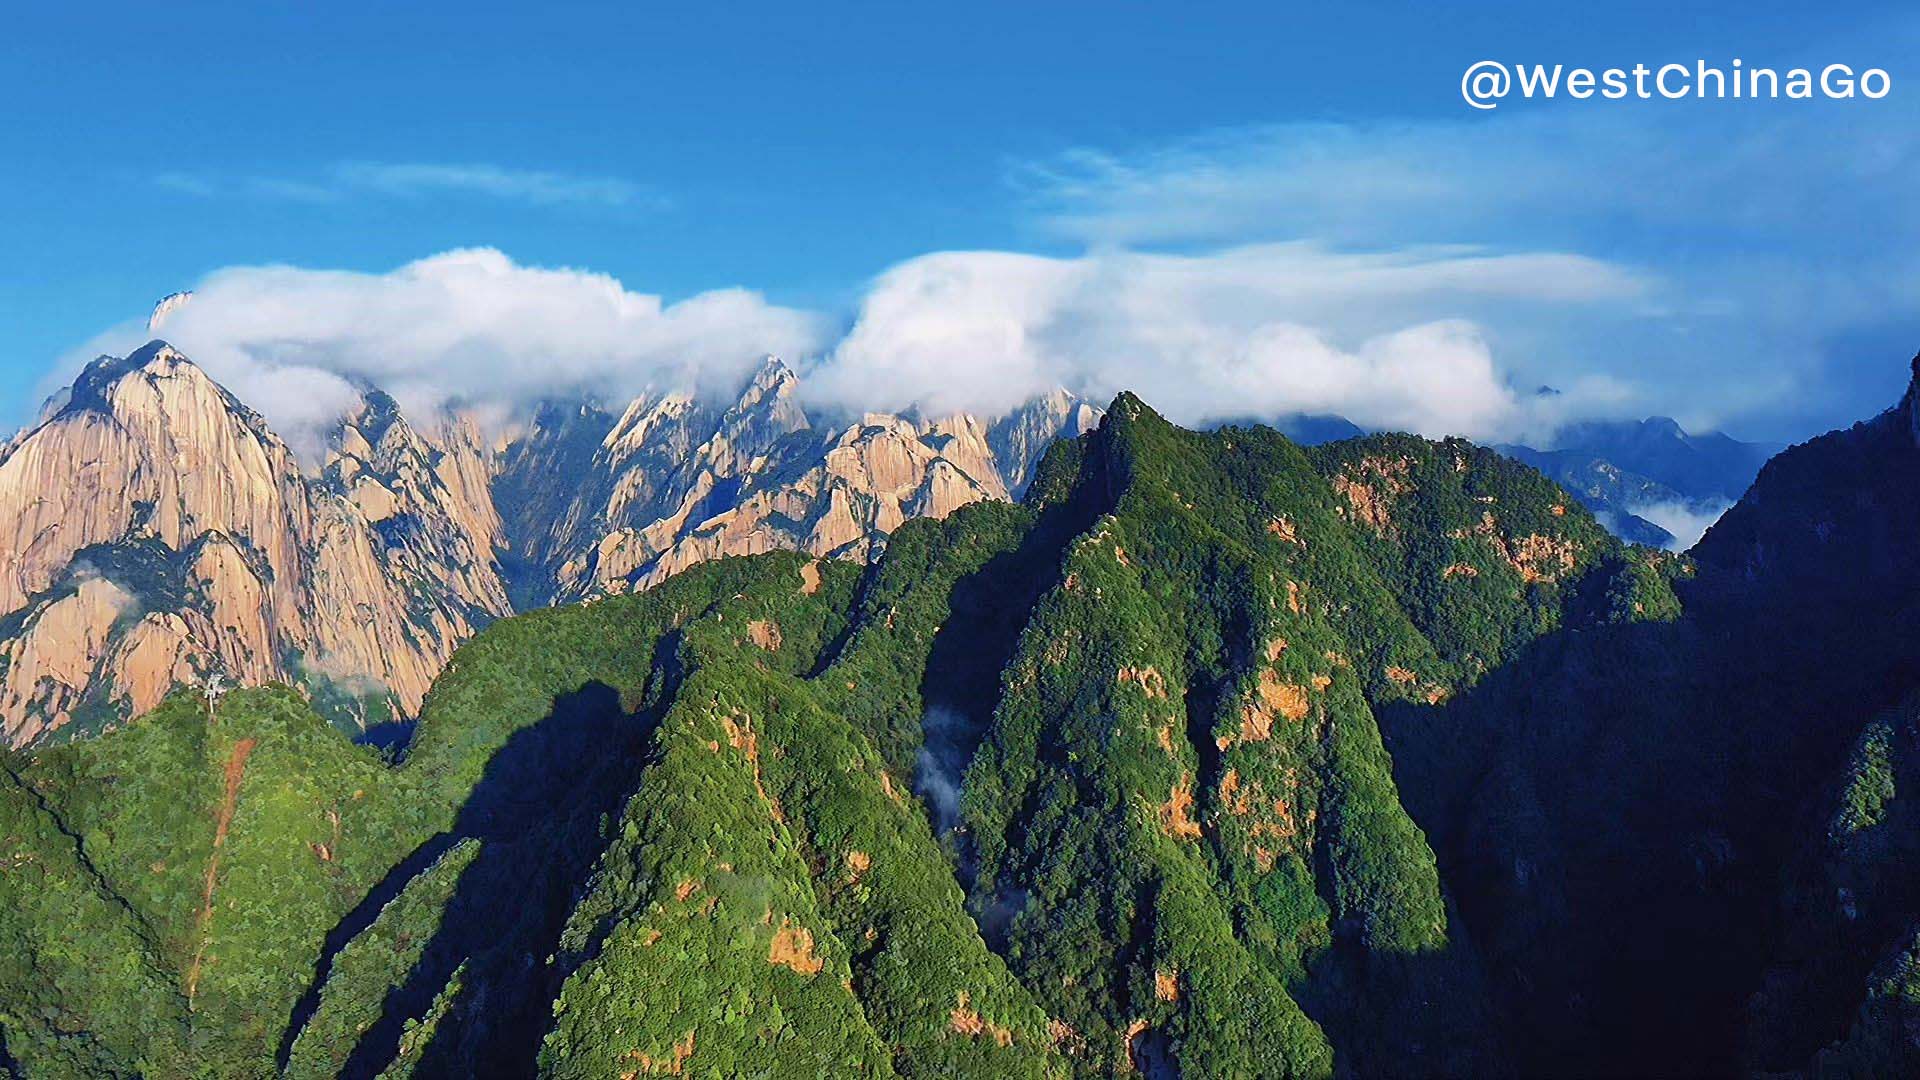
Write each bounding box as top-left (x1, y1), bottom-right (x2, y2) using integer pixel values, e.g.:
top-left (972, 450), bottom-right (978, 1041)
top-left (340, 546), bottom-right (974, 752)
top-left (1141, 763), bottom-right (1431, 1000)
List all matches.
top-left (1154, 720), bottom-right (1177, 755)
top-left (1384, 665), bottom-right (1419, 685)
top-left (1550, 503), bottom-right (1567, 516)
top-left (675, 877), bottom-right (700, 902)
top-left (1231, 669), bottom-right (1310, 746)
top-left (1238, 705), bottom-right (1273, 745)
top-left (1443, 562), bottom-right (1479, 579)
top-left (769, 918), bottom-right (823, 975)
top-left (1155, 967), bottom-right (1180, 1002)
top-left (1331, 455), bottom-right (1415, 534)
top-left (1506, 533), bottom-right (1578, 584)
top-left (1159, 774), bottom-right (1203, 839)
top-left (949, 992), bottom-right (1014, 1046)
top-left (721, 712), bottom-right (784, 823)
top-left (1456, 510), bottom-right (1579, 584)
top-left (845, 849), bottom-right (871, 883)
top-left (1262, 670), bottom-right (1311, 720)
top-left (310, 806), bottom-right (342, 863)
top-left (1255, 796), bottom-right (1298, 843)
top-left (623, 1028), bottom-right (696, 1077)
top-left (798, 560), bottom-right (822, 594)
top-left (1116, 666), bottom-right (1167, 698)
top-left (186, 736), bottom-right (256, 1004)
top-left (1333, 475), bottom-right (1388, 532)
top-left (747, 619), bottom-right (782, 651)
top-left (1220, 768), bottom-right (1253, 817)
top-left (1267, 516), bottom-right (1302, 545)
top-left (1222, 764), bottom-right (1303, 866)
top-left (1285, 580), bottom-right (1304, 614)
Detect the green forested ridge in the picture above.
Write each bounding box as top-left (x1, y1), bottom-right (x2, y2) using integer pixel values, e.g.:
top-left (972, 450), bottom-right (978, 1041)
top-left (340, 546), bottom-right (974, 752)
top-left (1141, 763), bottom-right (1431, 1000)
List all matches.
top-left (5, 375), bottom-right (1920, 1077)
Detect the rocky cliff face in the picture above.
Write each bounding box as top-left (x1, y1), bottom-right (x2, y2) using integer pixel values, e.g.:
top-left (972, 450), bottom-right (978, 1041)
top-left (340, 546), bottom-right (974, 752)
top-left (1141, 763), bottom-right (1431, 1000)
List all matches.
top-left (0, 344), bottom-right (511, 745)
top-left (0, 344), bottom-right (1095, 746)
top-left (497, 356), bottom-right (1097, 603)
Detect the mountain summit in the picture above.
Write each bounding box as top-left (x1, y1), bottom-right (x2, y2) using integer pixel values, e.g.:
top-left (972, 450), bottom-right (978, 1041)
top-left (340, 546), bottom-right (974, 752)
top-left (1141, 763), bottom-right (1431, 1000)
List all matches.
top-left (0, 343), bottom-right (1097, 746)
top-left (0, 342), bottom-right (508, 745)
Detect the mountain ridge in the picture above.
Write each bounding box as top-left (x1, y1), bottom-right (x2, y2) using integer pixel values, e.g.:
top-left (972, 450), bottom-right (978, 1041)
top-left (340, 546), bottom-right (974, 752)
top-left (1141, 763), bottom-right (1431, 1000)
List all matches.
top-left (0, 341), bottom-right (1098, 747)
top-left (5, 353), bottom-right (1920, 1074)
top-left (0, 374), bottom-right (1663, 1076)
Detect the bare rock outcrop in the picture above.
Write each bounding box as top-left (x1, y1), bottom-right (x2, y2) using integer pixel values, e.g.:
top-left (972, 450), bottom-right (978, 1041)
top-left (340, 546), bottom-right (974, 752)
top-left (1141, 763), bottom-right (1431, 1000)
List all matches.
top-left (0, 342), bottom-right (1096, 746)
top-left (538, 362), bottom-right (1051, 600)
top-left (0, 343), bottom-right (509, 744)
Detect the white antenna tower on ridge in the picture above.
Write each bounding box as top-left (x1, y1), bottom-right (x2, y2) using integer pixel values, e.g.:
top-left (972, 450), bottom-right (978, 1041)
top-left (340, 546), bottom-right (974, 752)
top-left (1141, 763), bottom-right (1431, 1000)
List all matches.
top-left (198, 671), bottom-right (227, 724)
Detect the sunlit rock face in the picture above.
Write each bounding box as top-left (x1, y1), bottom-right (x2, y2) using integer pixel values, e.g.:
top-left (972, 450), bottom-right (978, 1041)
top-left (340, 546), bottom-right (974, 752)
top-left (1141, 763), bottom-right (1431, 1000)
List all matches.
top-left (498, 356), bottom-right (1095, 603)
top-left (0, 342), bottom-right (1096, 746)
top-left (0, 343), bottom-right (509, 744)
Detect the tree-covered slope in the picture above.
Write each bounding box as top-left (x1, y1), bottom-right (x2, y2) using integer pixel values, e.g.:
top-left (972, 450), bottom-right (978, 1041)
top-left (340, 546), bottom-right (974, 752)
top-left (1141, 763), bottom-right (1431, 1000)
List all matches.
top-left (0, 388), bottom-right (1776, 1079)
top-left (1368, 356), bottom-right (1920, 1076)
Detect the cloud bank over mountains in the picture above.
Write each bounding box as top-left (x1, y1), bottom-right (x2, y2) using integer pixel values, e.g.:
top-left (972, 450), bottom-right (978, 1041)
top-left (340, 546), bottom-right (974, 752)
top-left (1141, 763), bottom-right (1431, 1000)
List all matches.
top-left (811, 243), bottom-right (1638, 439)
top-left (1013, 89), bottom-right (1920, 436)
top-left (63, 249), bottom-right (825, 454)
top-left (56, 241), bottom-right (1642, 456)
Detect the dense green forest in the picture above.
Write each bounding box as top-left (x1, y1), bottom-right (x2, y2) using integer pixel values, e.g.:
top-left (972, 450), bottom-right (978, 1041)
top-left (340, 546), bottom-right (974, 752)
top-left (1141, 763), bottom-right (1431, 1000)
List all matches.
top-left (5, 374), bottom-right (1920, 1077)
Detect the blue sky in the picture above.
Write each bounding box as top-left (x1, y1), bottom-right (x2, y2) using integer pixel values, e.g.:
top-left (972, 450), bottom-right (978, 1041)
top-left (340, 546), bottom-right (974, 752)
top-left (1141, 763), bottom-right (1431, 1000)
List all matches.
top-left (5, 2), bottom-right (1918, 443)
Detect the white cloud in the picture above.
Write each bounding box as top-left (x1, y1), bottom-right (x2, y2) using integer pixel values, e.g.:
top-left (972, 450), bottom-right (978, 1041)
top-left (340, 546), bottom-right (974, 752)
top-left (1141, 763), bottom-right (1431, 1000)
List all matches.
top-left (155, 161), bottom-right (664, 210)
top-left (61, 248), bottom-right (825, 459)
top-left (805, 243), bottom-right (1642, 441)
top-left (1010, 92), bottom-right (1920, 438)
top-left (44, 242), bottom-right (1651, 456)
top-left (331, 162), bottom-right (662, 209)
top-left (1627, 498), bottom-right (1733, 552)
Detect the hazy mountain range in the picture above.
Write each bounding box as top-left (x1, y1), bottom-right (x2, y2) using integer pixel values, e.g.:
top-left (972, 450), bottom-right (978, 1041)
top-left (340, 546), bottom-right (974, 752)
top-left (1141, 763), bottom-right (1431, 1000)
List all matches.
top-left (1497, 416), bottom-right (1781, 548)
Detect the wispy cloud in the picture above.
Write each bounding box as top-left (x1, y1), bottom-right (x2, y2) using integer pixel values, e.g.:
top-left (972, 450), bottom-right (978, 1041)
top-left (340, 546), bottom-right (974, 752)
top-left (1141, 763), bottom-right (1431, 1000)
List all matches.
top-left (154, 161), bottom-right (665, 211)
top-left (153, 172), bottom-right (219, 198)
top-left (1008, 95), bottom-right (1920, 438)
top-left (331, 162), bottom-right (660, 208)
